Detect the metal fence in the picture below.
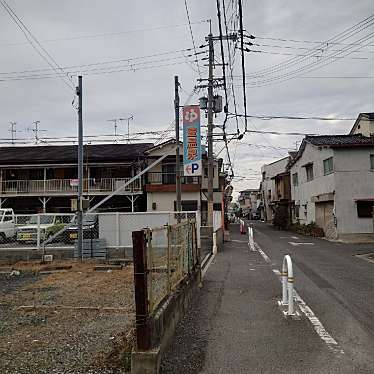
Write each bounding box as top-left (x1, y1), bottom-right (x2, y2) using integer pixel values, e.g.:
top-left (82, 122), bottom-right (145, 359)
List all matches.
top-left (0, 211), bottom-right (201, 259)
top-left (143, 220), bottom-right (198, 313)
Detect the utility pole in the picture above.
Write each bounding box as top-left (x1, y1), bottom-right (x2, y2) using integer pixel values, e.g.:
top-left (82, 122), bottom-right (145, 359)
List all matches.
top-left (207, 32), bottom-right (214, 227)
top-left (9, 122), bottom-right (17, 145)
top-left (76, 76), bottom-right (83, 260)
top-left (175, 76), bottom-right (182, 220)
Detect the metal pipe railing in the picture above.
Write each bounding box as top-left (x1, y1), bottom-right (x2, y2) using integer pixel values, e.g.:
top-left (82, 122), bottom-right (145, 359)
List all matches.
top-left (281, 254), bottom-right (295, 316)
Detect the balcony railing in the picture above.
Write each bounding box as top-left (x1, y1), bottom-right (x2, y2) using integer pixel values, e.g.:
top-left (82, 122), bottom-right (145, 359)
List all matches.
top-left (147, 172), bottom-right (200, 185)
top-left (0, 177), bottom-right (142, 195)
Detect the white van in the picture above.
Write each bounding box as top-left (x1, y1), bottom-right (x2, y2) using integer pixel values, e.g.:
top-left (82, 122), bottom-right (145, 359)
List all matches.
top-left (0, 208), bottom-right (16, 241)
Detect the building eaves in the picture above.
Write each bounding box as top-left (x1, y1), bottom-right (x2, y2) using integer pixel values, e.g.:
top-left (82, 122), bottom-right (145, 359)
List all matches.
top-left (289, 134), bottom-right (374, 168)
top-left (349, 112), bottom-right (374, 134)
top-left (0, 143), bottom-right (154, 166)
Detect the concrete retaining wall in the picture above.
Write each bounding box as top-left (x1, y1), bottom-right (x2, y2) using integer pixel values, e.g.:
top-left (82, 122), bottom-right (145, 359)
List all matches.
top-left (215, 227), bottom-right (224, 251)
top-left (0, 246), bottom-right (130, 263)
top-left (131, 269), bottom-right (201, 374)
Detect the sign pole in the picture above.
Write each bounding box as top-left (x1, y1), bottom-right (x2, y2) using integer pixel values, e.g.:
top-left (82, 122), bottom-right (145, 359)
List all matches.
top-left (175, 76), bottom-right (182, 222)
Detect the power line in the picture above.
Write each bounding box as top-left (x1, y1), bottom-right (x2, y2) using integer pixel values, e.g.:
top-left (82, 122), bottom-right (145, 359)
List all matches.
top-left (237, 0), bottom-right (248, 132)
top-left (251, 31), bottom-right (374, 87)
top-left (255, 42), bottom-right (374, 55)
top-left (241, 29), bottom-right (374, 87)
top-left (0, 47), bottom-right (202, 76)
top-left (222, 0), bottom-right (240, 134)
top-left (242, 48), bottom-right (374, 61)
top-left (183, 0), bottom-right (202, 77)
top-left (0, 0), bottom-right (75, 91)
top-left (243, 15), bottom-right (374, 82)
top-left (0, 58), bottom-right (206, 82)
top-left (255, 34), bottom-right (374, 48)
top-left (231, 113), bottom-right (355, 121)
top-left (0, 19), bottom-right (209, 47)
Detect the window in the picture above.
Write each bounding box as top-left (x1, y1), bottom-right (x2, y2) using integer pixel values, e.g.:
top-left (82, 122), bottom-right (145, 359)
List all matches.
top-left (323, 157), bottom-right (334, 175)
top-left (174, 200), bottom-right (198, 211)
top-left (162, 163), bottom-right (176, 184)
top-left (370, 155), bottom-right (374, 170)
top-left (357, 201), bottom-right (374, 218)
top-left (295, 205), bottom-right (300, 218)
top-left (305, 164), bottom-right (314, 182)
top-left (292, 173), bottom-right (298, 186)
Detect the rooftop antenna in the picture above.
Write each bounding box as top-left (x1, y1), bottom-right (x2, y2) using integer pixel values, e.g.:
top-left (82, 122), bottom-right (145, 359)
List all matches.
top-left (107, 118), bottom-right (120, 137)
top-left (119, 115), bottom-right (134, 143)
top-left (27, 121), bottom-right (46, 144)
top-left (8, 121), bottom-right (21, 145)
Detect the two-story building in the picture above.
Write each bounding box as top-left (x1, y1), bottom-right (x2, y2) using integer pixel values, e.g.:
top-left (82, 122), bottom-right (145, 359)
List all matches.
top-left (144, 139), bottom-right (227, 226)
top-left (290, 134), bottom-right (374, 240)
top-left (0, 143), bottom-right (152, 213)
top-left (260, 156), bottom-right (291, 222)
top-left (238, 189), bottom-right (261, 219)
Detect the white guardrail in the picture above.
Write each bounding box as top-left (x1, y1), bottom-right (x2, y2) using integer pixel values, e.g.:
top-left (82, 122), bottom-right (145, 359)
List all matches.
top-left (281, 254), bottom-right (295, 316)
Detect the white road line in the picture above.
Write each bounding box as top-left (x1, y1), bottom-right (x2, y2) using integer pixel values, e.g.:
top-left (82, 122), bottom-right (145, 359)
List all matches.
top-left (254, 243), bottom-right (271, 263)
top-left (261, 244), bottom-right (344, 355)
top-left (288, 241), bottom-right (314, 246)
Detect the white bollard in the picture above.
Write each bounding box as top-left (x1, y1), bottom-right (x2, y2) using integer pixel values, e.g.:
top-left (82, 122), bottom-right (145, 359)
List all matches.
top-left (281, 255), bottom-right (295, 316)
top-left (213, 232), bottom-right (217, 254)
top-left (248, 226), bottom-right (255, 251)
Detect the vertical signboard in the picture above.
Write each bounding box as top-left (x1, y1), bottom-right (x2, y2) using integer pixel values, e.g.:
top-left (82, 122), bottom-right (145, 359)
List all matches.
top-left (182, 105), bottom-right (202, 176)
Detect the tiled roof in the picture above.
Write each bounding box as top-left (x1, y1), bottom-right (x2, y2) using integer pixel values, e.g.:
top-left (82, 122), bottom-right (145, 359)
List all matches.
top-left (0, 143), bottom-right (154, 165)
top-left (305, 134), bottom-right (374, 147)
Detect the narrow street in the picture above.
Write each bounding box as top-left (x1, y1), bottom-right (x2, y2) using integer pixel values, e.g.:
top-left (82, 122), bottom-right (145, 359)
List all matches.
top-left (161, 224), bottom-right (374, 373)
top-left (250, 220), bottom-right (374, 368)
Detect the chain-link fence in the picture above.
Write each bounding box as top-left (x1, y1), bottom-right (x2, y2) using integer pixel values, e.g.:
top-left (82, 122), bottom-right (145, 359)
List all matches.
top-left (144, 220), bottom-right (198, 313)
top-left (0, 212), bottom-right (75, 250)
top-left (0, 211), bottom-right (200, 262)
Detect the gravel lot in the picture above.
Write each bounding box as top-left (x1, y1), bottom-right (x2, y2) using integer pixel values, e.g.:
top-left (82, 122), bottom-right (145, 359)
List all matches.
top-left (0, 261), bottom-right (135, 374)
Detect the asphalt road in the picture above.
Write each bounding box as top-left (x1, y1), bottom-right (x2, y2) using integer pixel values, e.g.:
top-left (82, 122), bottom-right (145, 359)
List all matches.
top-left (250, 221), bottom-right (374, 371)
top-left (161, 224), bottom-right (374, 373)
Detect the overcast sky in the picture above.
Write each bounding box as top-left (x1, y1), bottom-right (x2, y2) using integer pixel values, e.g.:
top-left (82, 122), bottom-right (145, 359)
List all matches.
top-left (1, 0), bottom-right (373, 198)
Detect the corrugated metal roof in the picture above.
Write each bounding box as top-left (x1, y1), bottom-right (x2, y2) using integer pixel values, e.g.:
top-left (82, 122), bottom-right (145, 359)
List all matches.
top-left (0, 143), bottom-right (154, 165)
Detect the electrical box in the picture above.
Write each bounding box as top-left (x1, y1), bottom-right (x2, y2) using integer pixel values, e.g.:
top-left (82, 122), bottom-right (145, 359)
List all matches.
top-left (152, 202), bottom-right (157, 210)
top-left (82, 198), bottom-right (90, 210)
top-left (213, 95), bottom-right (223, 113)
top-left (71, 198), bottom-right (90, 211)
top-left (71, 199), bottom-right (77, 212)
top-left (199, 97), bottom-right (208, 110)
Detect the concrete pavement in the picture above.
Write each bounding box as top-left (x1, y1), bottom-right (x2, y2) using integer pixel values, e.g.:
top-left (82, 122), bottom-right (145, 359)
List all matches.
top-left (160, 224), bottom-right (370, 373)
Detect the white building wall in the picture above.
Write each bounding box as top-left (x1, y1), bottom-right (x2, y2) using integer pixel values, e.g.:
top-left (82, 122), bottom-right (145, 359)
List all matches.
top-left (261, 157), bottom-right (289, 221)
top-left (334, 147), bottom-right (374, 234)
top-left (290, 143), bottom-right (335, 224)
top-left (351, 118), bottom-right (374, 137)
top-left (147, 191), bottom-right (201, 211)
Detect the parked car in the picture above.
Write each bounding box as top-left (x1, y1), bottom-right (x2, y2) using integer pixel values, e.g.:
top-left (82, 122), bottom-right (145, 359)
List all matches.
top-left (0, 208), bottom-right (16, 242)
top-left (17, 215), bottom-right (70, 243)
top-left (65, 214), bottom-right (99, 243)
